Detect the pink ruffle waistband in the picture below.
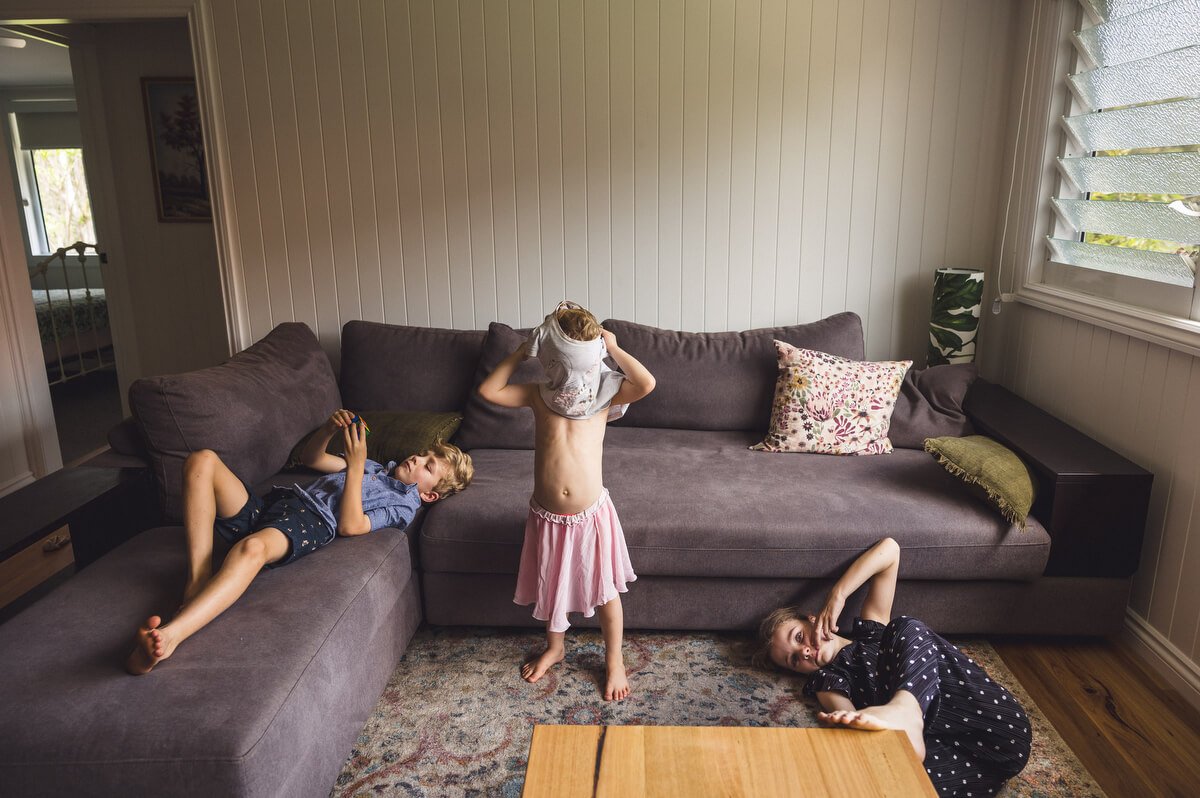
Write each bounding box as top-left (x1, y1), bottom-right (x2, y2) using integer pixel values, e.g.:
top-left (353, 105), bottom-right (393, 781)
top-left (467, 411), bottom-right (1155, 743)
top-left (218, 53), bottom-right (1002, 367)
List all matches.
top-left (528, 489), bottom-right (610, 525)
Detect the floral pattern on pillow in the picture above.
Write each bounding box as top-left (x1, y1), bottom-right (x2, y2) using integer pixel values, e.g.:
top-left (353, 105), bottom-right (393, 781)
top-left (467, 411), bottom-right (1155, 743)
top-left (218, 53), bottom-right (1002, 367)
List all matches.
top-left (752, 341), bottom-right (911, 455)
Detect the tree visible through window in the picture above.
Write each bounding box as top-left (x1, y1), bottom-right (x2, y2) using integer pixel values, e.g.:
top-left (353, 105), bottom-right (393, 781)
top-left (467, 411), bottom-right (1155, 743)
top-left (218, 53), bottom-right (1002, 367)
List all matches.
top-left (30, 148), bottom-right (95, 253)
top-left (1084, 141), bottom-right (1200, 265)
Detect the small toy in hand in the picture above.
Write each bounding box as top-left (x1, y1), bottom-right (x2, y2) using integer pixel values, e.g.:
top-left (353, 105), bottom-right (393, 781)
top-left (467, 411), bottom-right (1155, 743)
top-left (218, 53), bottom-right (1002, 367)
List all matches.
top-left (349, 414), bottom-right (371, 436)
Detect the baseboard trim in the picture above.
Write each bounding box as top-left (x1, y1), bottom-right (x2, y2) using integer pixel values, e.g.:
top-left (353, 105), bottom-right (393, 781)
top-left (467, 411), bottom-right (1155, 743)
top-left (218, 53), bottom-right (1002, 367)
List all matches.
top-left (1122, 608), bottom-right (1200, 714)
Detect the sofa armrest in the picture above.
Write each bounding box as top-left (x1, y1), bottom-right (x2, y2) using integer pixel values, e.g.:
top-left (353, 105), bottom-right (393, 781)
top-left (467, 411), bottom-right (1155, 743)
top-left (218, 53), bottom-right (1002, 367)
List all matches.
top-left (964, 380), bottom-right (1152, 578)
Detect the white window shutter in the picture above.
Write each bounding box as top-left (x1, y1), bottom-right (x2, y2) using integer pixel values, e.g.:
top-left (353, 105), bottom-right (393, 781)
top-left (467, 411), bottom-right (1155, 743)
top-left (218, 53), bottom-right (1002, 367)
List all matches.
top-left (1048, 0), bottom-right (1200, 287)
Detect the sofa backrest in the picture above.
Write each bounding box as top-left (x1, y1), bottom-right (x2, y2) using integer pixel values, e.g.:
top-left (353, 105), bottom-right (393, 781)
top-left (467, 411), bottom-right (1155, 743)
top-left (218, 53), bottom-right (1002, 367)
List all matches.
top-left (339, 320), bottom-right (485, 412)
top-left (603, 312), bottom-right (865, 431)
top-left (129, 323), bottom-right (341, 521)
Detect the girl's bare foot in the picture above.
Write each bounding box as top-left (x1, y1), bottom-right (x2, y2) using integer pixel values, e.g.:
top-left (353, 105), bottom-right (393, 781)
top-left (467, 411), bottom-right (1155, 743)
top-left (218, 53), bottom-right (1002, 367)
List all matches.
top-left (125, 616), bottom-right (178, 675)
top-left (521, 644), bottom-right (565, 683)
top-left (604, 663), bottom-right (630, 701)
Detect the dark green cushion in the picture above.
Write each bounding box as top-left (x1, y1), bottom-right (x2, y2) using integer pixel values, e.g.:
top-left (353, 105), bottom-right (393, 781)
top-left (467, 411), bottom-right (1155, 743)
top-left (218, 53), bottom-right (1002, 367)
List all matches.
top-left (289, 411), bottom-right (462, 469)
top-left (924, 435), bottom-right (1036, 528)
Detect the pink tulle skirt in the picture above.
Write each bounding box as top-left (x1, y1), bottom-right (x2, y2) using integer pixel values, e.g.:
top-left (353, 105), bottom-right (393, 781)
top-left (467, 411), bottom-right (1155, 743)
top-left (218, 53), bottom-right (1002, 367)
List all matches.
top-left (513, 489), bottom-right (637, 633)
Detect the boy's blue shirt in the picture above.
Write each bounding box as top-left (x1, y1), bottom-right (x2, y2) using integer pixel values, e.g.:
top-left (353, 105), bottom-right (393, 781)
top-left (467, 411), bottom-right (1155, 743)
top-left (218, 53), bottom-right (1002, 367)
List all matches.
top-left (293, 458), bottom-right (421, 533)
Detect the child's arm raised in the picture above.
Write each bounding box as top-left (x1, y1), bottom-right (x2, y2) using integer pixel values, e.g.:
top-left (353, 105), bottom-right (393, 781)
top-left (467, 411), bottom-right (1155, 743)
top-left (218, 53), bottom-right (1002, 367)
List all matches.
top-left (814, 537), bottom-right (900, 642)
top-left (299, 409), bottom-right (355, 474)
top-left (601, 330), bottom-right (656, 405)
top-left (335, 421), bottom-right (372, 536)
top-left (477, 342), bottom-right (536, 408)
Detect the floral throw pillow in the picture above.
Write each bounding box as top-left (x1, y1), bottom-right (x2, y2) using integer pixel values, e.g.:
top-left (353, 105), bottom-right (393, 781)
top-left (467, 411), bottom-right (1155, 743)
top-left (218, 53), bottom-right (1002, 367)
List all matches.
top-left (752, 341), bottom-right (911, 455)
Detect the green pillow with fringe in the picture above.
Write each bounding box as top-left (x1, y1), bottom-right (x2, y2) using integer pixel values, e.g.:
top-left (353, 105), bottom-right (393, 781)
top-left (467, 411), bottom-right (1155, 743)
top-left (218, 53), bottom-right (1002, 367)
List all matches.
top-left (287, 411), bottom-right (462, 470)
top-left (924, 435), bottom-right (1036, 529)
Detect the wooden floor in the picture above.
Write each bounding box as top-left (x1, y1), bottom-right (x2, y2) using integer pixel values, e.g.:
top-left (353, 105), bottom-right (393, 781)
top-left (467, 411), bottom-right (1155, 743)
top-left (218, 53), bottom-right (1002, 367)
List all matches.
top-left (993, 637), bottom-right (1200, 798)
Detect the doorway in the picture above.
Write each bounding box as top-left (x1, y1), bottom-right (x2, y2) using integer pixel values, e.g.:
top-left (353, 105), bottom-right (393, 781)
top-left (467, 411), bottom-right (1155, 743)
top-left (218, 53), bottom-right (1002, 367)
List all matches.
top-left (0, 18), bottom-right (228, 471)
top-left (0, 27), bottom-right (119, 465)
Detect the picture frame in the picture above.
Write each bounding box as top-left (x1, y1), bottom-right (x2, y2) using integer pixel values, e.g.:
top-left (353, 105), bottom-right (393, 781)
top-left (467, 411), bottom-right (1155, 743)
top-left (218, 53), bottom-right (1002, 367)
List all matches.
top-left (141, 77), bottom-right (211, 222)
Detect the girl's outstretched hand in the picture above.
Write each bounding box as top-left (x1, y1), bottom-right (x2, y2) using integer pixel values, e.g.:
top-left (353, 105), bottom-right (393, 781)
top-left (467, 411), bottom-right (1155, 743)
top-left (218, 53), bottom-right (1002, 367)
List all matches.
top-left (815, 590), bottom-right (845, 642)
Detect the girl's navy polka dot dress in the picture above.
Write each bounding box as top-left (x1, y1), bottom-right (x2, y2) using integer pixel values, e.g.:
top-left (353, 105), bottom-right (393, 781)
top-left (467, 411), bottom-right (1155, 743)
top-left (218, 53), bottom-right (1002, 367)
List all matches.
top-left (803, 616), bottom-right (1032, 797)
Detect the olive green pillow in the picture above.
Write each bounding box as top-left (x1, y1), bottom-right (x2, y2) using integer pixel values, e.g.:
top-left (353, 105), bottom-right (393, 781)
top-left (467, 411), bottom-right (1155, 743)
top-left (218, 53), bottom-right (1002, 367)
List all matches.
top-left (924, 435), bottom-right (1036, 529)
top-left (288, 411), bottom-right (462, 469)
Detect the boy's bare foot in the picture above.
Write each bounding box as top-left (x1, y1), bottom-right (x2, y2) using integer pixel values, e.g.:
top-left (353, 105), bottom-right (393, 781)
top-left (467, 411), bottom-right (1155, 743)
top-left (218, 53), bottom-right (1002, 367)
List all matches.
top-left (604, 663), bottom-right (630, 701)
top-left (520, 645), bottom-right (565, 683)
top-left (125, 616), bottom-right (178, 675)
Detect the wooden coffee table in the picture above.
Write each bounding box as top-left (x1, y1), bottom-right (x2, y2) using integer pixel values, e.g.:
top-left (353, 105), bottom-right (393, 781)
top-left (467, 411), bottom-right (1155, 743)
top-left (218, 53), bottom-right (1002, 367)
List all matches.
top-left (522, 724), bottom-right (936, 797)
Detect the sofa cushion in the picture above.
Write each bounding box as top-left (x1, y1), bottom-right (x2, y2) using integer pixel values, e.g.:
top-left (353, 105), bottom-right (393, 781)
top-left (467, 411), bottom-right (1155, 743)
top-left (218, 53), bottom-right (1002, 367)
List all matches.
top-left (339, 320), bottom-right (485, 412)
top-left (129, 323), bottom-right (340, 521)
top-left (752, 342), bottom-right (910, 455)
top-left (419, 427), bottom-right (1050, 582)
top-left (889, 364), bottom-right (977, 449)
top-left (0, 524), bottom-right (421, 797)
top-left (601, 312), bottom-right (865, 431)
top-left (926, 435), bottom-right (1037, 528)
top-left (455, 322), bottom-right (543, 450)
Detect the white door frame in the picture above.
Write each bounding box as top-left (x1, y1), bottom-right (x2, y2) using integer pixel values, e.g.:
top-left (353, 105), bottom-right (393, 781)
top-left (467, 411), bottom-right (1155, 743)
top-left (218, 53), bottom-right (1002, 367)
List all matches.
top-left (0, 0), bottom-right (245, 479)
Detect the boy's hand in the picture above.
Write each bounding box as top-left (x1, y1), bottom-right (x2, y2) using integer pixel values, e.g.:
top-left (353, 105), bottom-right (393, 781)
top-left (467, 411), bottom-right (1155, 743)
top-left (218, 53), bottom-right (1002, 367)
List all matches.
top-left (326, 409), bottom-right (354, 432)
top-left (342, 418), bottom-right (369, 471)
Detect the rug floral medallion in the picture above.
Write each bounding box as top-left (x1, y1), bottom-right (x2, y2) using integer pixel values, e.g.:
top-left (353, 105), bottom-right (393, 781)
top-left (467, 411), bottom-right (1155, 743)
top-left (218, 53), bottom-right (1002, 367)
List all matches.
top-left (333, 627), bottom-right (1104, 797)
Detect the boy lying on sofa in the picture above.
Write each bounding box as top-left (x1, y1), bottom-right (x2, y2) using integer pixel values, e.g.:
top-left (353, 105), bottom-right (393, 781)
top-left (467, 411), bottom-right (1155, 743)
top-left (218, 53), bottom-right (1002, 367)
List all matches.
top-left (127, 408), bottom-right (473, 674)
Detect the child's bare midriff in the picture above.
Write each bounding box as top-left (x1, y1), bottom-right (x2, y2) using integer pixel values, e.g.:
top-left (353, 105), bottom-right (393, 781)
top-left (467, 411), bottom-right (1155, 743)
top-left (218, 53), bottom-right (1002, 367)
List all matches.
top-left (531, 392), bottom-right (608, 515)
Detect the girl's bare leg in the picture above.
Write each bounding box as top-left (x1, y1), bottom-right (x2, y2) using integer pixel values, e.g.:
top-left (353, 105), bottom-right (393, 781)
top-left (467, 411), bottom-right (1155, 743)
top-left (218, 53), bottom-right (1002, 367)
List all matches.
top-left (181, 449), bottom-right (252, 603)
top-left (127, 528), bottom-right (289, 674)
top-left (818, 689), bottom-right (926, 760)
top-left (521, 626), bottom-right (565, 683)
top-left (597, 596), bottom-right (629, 701)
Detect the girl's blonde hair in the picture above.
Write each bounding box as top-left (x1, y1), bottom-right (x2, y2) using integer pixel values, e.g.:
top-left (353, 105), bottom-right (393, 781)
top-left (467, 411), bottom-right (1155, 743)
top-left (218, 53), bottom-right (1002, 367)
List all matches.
top-left (751, 605), bottom-right (809, 670)
top-left (555, 303), bottom-right (602, 342)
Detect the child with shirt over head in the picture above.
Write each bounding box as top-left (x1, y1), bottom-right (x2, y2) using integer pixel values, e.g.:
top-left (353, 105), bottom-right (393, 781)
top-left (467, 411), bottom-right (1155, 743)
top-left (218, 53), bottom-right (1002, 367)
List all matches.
top-left (126, 409), bottom-right (473, 675)
top-left (753, 537), bottom-right (1032, 796)
top-left (478, 301), bottom-right (656, 701)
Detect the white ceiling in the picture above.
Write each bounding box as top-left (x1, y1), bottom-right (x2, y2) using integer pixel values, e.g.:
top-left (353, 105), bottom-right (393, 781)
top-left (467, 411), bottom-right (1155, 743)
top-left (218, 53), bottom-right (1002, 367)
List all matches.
top-left (0, 32), bottom-right (73, 87)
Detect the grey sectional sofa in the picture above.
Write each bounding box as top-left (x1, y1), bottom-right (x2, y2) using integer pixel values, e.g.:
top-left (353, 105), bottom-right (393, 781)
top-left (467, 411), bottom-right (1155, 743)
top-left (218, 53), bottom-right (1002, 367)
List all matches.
top-left (0, 313), bottom-right (1148, 797)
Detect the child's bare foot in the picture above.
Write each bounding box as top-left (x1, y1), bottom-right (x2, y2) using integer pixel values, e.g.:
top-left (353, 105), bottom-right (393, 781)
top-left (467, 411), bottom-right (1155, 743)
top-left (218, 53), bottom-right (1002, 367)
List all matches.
top-left (604, 663), bottom-right (630, 701)
top-left (125, 616), bottom-right (178, 675)
top-left (521, 645), bottom-right (565, 683)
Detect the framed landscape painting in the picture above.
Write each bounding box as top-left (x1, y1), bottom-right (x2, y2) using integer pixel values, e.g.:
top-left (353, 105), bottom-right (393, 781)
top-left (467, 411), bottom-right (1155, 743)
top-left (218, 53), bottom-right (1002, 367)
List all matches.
top-left (141, 77), bottom-right (210, 222)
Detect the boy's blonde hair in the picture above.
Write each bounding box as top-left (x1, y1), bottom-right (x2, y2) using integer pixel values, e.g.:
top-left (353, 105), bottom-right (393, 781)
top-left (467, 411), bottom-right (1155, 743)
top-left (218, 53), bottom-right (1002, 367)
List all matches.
top-left (427, 440), bottom-right (474, 498)
top-left (751, 605), bottom-right (809, 670)
top-left (555, 303), bottom-right (602, 342)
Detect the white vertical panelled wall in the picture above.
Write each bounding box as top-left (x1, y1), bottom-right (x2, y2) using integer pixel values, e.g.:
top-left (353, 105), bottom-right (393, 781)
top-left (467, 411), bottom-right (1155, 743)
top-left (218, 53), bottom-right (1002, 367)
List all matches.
top-left (997, 302), bottom-right (1200, 698)
top-left (205, 0), bottom-right (1018, 363)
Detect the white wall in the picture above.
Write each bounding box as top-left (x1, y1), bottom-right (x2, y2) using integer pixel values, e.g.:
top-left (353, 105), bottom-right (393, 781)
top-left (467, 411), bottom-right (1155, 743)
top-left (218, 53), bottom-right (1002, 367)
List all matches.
top-left (992, 303), bottom-right (1200, 701)
top-left (204, 0), bottom-right (1017, 364)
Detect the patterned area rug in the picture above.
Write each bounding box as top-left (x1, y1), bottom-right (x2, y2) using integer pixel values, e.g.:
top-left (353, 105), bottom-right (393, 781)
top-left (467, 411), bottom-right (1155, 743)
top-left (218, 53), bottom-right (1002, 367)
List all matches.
top-left (333, 627), bottom-right (1104, 797)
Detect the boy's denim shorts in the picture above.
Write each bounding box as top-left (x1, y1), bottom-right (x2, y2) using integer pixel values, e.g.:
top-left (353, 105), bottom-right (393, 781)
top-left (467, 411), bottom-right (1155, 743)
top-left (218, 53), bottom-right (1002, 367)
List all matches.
top-left (214, 485), bottom-right (336, 567)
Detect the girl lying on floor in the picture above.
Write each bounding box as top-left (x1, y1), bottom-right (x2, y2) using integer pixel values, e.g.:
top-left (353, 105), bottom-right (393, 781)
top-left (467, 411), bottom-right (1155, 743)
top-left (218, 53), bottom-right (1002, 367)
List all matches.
top-left (754, 537), bottom-right (1032, 797)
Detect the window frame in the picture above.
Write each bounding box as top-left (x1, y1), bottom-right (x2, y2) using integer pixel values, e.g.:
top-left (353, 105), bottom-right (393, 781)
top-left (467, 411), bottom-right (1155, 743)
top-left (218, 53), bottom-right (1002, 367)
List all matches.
top-left (1012, 0), bottom-right (1200, 358)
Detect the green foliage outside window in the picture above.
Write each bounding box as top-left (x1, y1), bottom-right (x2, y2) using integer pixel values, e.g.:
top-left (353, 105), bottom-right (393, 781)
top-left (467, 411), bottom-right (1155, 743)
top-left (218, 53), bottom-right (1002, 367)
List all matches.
top-left (1083, 143), bottom-right (1200, 266)
top-left (31, 148), bottom-right (96, 253)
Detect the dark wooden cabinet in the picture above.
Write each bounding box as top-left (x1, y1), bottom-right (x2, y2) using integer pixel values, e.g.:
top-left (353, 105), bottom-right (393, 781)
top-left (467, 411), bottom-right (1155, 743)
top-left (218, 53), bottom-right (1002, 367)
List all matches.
top-left (0, 464), bottom-right (160, 572)
top-left (965, 380), bottom-right (1152, 578)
